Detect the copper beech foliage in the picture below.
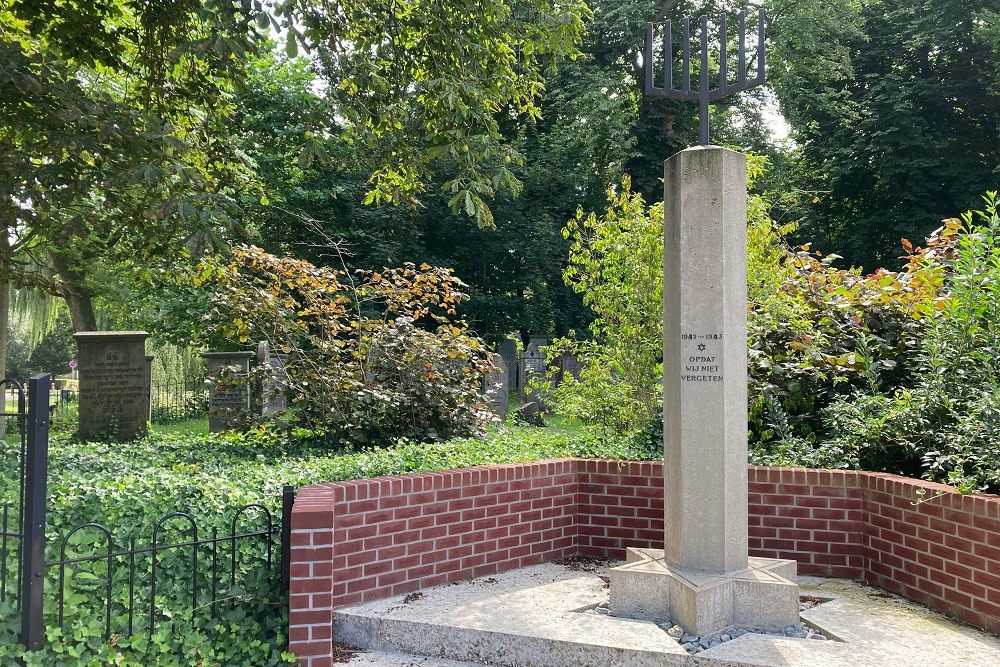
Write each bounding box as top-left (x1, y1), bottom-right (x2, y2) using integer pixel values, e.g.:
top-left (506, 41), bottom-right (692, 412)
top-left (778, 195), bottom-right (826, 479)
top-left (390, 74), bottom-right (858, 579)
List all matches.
top-left (198, 245), bottom-right (496, 444)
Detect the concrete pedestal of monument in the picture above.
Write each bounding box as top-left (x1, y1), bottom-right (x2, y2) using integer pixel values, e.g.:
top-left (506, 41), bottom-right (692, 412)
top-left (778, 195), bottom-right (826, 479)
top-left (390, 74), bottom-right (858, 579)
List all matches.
top-left (607, 146), bottom-right (800, 635)
top-left (609, 549), bottom-right (799, 635)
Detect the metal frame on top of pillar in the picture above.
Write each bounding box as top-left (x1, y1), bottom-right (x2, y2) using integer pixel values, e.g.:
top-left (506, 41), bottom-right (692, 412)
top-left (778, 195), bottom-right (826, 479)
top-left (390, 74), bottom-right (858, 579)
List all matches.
top-left (644, 5), bottom-right (766, 146)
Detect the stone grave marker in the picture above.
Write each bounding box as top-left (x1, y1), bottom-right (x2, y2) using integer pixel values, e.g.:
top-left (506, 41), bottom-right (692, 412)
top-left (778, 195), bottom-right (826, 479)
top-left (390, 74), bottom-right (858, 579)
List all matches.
top-left (498, 339), bottom-right (518, 388)
top-left (607, 146), bottom-right (800, 635)
top-left (74, 331), bottom-right (151, 440)
top-left (517, 345), bottom-right (548, 420)
top-left (202, 351), bottom-right (255, 432)
top-left (527, 336), bottom-right (549, 351)
top-left (482, 353), bottom-right (509, 419)
top-left (557, 353), bottom-right (584, 384)
top-left (142, 354), bottom-right (154, 422)
top-left (257, 340), bottom-right (287, 415)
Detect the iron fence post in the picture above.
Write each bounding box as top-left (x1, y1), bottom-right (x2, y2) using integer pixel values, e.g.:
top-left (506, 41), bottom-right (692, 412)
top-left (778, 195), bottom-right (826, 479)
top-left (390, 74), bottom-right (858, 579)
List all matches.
top-left (20, 374), bottom-right (50, 651)
top-left (280, 485), bottom-right (295, 595)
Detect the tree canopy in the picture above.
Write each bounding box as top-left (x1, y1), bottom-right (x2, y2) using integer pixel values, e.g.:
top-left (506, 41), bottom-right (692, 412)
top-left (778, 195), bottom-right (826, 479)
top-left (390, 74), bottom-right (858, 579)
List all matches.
top-left (2, 0), bottom-right (997, 343)
top-left (768, 0), bottom-right (1000, 268)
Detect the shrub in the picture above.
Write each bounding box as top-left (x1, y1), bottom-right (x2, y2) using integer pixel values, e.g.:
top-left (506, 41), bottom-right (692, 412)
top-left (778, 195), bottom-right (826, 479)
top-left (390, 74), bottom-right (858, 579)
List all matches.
top-left (193, 246), bottom-right (496, 445)
top-left (821, 193), bottom-right (1000, 492)
top-left (540, 175), bottom-right (663, 434)
top-left (751, 193), bottom-right (1000, 493)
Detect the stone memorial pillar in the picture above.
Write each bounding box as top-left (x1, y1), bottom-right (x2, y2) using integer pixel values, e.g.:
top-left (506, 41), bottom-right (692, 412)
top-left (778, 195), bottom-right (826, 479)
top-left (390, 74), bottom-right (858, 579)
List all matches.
top-left (609, 147), bottom-right (799, 635)
top-left (202, 351), bottom-right (255, 432)
top-left (74, 331), bottom-right (151, 440)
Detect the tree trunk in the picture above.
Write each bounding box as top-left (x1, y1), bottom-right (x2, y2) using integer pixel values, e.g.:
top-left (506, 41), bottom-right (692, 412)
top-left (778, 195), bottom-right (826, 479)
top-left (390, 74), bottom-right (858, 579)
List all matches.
top-left (65, 291), bottom-right (98, 332)
top-left (0, 228), bottom-right (9, 439)
top-left (50, 251), bottom-right (98, 331)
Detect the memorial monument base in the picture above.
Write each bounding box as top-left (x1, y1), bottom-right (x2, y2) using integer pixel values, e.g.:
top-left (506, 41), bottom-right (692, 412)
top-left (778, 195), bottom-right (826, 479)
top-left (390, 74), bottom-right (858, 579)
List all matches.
top-left (608, 548), bottom-right (800, 636)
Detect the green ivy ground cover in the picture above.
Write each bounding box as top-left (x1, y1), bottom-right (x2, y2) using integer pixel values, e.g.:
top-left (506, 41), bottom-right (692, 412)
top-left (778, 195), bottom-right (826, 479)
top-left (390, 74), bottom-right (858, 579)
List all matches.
top-left (0, 424), bottom-right (652, 666)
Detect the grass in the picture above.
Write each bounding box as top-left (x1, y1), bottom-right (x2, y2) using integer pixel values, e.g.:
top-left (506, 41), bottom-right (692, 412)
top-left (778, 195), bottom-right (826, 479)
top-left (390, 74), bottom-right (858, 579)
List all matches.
top-left (150, 417), bottom-right (209, 437)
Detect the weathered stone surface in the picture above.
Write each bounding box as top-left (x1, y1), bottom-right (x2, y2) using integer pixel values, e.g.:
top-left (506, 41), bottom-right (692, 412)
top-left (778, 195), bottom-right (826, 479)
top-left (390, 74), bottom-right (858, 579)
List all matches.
top-left (256, 340), bottom-right (287, 415)
top-left (143, 354), bottom-right (154, 423)
top-left (528, 336), bottom-right (550, 350)
top-left (609, 549), bottom-right (799, 636)
top-left (482, 353), bottom-right (509, 419)
top-left (559, 354), bottom-right (584, 382)
top-left (334, 563), bottom-right (688, 667)
top-left (662, 146), bottom-right (749, 575)
top-left (74, 331), bottom-right (151, 440)
top-left (498, 339), bottom-right (518, 388)
top-left (202, 351), bottom-right (254, 432)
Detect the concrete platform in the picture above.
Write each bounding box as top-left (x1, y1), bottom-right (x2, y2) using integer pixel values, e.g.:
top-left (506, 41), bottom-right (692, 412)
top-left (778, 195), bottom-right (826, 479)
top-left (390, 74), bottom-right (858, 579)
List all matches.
top-left (334, 561), bottom-right (1000, 667)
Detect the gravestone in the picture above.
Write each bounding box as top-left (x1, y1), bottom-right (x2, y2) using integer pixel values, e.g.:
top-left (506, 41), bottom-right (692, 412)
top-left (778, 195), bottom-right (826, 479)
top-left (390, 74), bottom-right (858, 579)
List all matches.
top-left (498, 339), bottom-right (518, 388)
top-left (482, 353), bottom-right (509, 419)
top-left (518, 346), bottom-right (546, 401)
top-left (74, 331), bottom-right (151, 440)
top-left (257, 340), bottom-right (287, 415)
top-left (517, 345), bottom-right (548, 420)
top-left (558, 353), bottom-right (584, 383)
top-left (527, 336), bottom-right (549, 351)
top-left (608, 147), bottom-right (799, 635)
top-left (202, 351), bottom-right (255, 432)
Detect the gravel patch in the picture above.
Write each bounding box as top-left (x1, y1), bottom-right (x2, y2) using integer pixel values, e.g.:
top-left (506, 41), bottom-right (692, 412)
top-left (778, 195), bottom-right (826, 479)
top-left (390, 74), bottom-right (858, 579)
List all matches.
top-left (584, 595), bottom-right (832, 654)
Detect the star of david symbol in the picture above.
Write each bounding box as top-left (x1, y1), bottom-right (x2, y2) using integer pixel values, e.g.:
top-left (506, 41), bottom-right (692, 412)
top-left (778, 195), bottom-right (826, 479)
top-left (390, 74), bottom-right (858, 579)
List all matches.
top-left (697, 343), bottom-right (706, 351)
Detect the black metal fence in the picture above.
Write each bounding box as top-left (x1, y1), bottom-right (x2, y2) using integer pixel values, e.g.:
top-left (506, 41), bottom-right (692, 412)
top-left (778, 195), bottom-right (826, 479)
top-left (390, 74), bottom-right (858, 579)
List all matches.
top-left (149, 376), bottom-right (208, 423)
top-left (0, 373), bottom-right (295, 652)
top-left (0, 378), bottom-right (28, 616)
top-left (50, 491), bottom-right (294, 641)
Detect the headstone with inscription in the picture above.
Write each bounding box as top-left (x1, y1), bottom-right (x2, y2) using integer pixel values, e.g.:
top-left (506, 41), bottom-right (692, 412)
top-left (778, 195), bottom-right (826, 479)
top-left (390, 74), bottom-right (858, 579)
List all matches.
top-left (74, 331), bottom-right (151, 440)
top-left (517, 345), bottom-right (549, 421)
top-left (607, 146), bottom-right (800, 634)
top-left (257, 340), bottom-right (288, 415)
top-left (202, 351), bottom-right (255, 432)
top-left (517, 346), bottom-right (546, 403)
top-left (482, 353), bottom-right (509, 419)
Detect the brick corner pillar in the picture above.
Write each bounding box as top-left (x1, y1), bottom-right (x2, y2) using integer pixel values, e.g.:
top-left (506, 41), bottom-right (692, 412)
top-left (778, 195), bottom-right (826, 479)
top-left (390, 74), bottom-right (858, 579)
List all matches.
top-left (288, 484), bottom-right (337, 667)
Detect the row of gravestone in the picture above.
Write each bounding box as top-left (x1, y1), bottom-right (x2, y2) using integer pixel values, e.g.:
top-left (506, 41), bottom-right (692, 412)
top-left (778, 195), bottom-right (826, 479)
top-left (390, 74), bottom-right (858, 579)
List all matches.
top-left (483, 337), bottom-right (584, 422)
top-left (73, 330), bottom-right (583, 438)
top-left (202, 340), bottom-right (288, 432)
top-left (72, 331), bottom-right (287, 439)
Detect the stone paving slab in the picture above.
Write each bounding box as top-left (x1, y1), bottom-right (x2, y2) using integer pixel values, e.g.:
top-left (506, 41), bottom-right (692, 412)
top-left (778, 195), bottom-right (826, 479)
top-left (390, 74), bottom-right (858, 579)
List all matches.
top-left (335, 562), bottom-right (1000, 667)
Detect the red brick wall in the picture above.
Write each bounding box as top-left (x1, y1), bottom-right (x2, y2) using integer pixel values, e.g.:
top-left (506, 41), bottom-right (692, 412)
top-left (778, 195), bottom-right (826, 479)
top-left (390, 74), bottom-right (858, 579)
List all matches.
top-left (577, 463), bottom-right (866, 579)
top-left (748, 467), bottom-right (866, 579)
top-left (288, 460), bottom-right (578, 667)
top-left (862, 473), bottom-right (1000, 633)
top-left (289, 459), bottom-right (1000, 666)
top-left (577, 460), bottom-right (665, 554)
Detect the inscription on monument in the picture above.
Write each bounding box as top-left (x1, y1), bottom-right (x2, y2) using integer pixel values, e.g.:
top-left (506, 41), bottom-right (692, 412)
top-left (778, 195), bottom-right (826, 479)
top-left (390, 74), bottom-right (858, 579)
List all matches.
top-left (680, 332), bottom-right (724, 382)
top-left (75, 331), bottom-right (151, 440)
